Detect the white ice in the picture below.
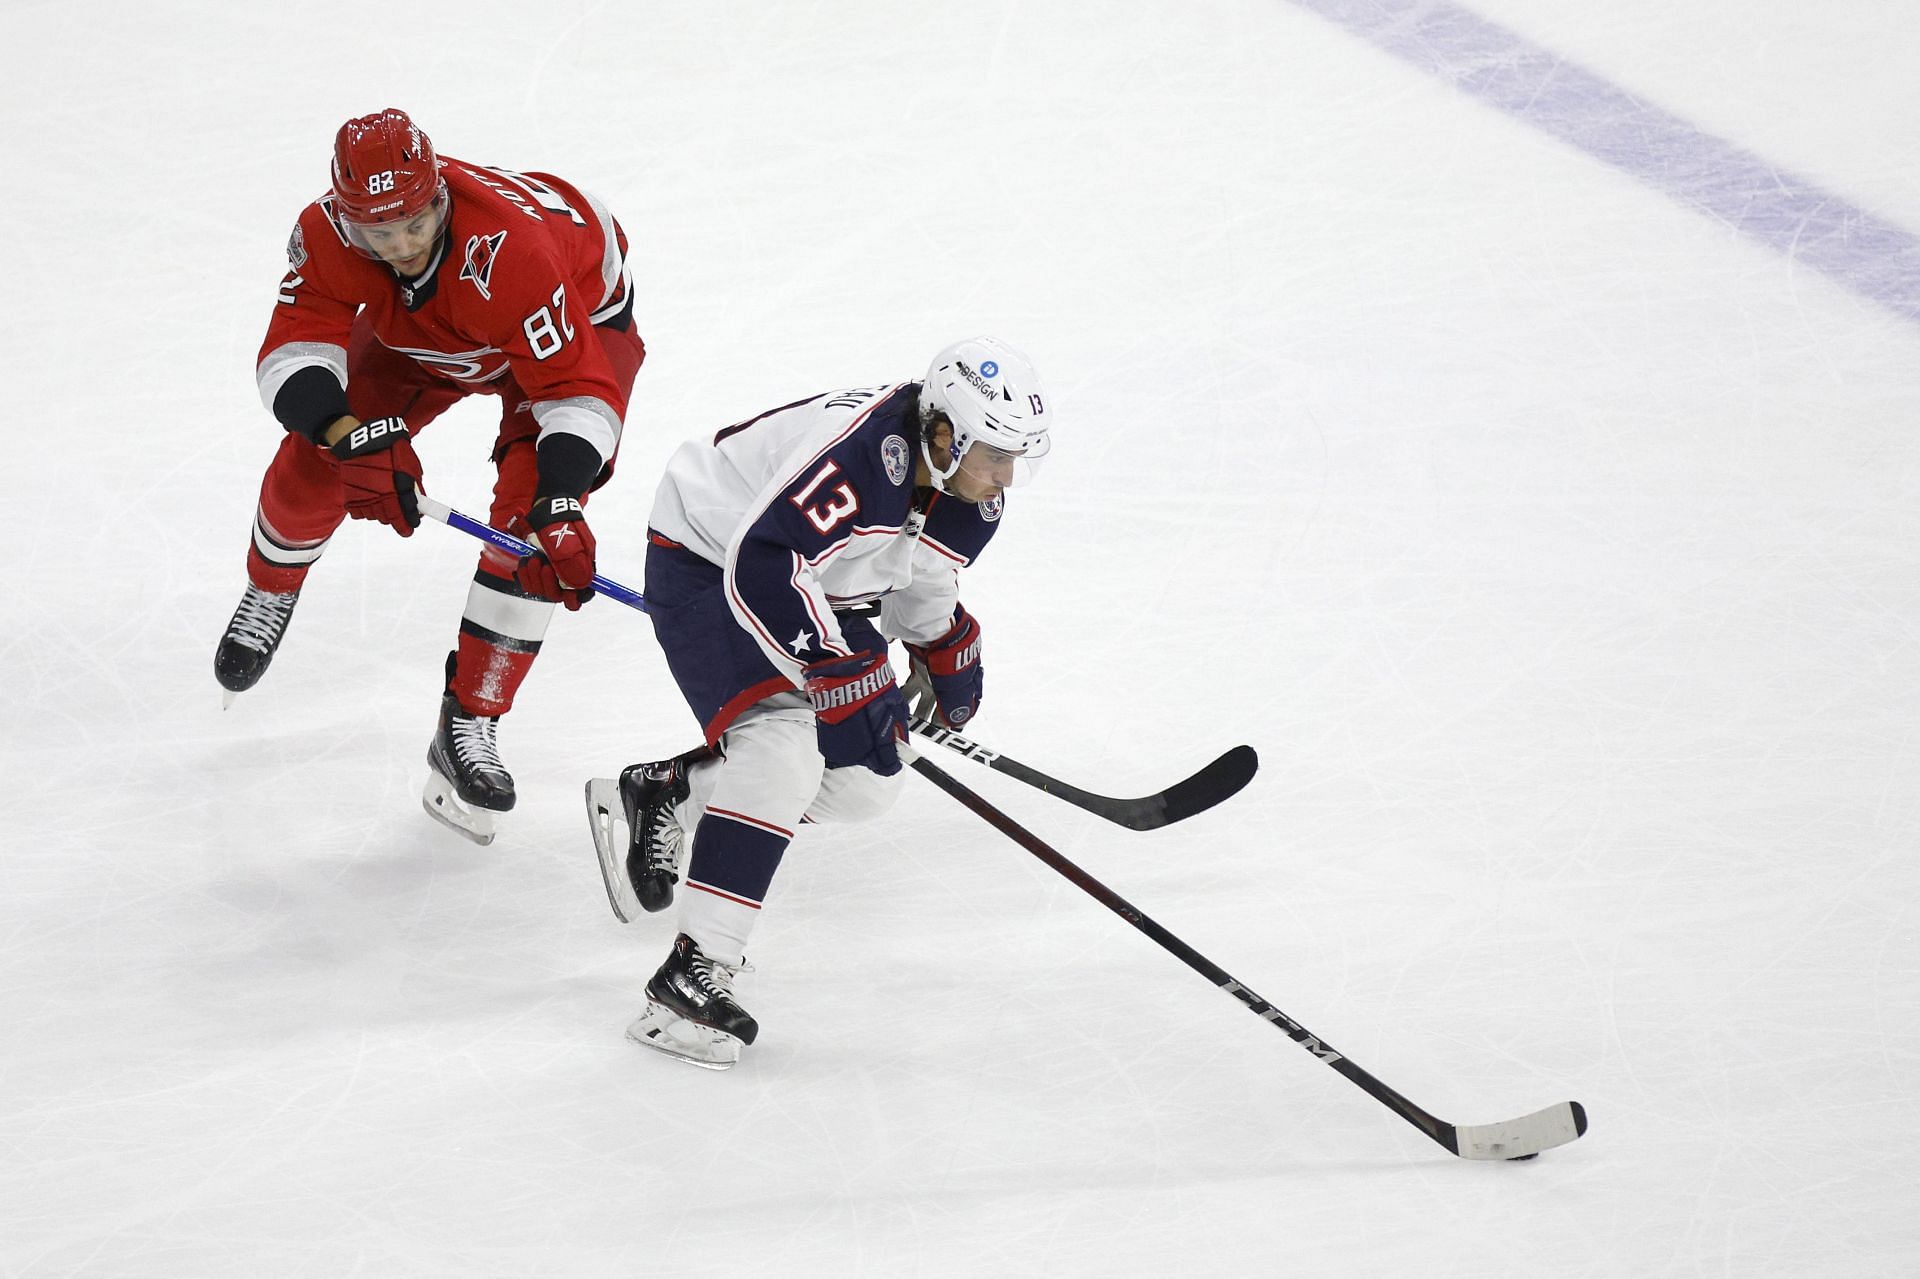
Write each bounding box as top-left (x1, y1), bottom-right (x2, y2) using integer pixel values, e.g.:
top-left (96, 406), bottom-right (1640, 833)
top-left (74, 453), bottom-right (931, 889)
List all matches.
top-left (3, 2), bottom-right (1917, 1275)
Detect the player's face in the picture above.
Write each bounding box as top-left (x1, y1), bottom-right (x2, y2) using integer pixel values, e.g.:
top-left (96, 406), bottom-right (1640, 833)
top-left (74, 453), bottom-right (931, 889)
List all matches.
top-left (343, 188), bottom-right (450, 274)
top-left (947, 441), bottom-right (1021, 502)
top-left (356, 209), bottom-right (440, 271)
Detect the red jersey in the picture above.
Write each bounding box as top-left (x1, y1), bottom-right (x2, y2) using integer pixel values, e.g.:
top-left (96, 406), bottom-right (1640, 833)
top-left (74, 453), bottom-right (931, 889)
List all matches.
top-left (257, 158), bottom-right (635, 463)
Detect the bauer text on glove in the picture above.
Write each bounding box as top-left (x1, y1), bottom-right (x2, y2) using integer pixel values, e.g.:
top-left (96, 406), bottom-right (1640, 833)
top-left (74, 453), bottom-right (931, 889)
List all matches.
top-left (514, 495), bottom-right (598, 610)
top-left (330, 416), bottom-right (423, 535)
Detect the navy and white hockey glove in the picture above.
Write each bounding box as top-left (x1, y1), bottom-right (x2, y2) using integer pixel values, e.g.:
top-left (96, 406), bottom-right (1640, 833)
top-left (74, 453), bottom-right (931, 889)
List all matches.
top-left (331, 416), bottom-right (423, 535)
top-left (514, 495), bottom-right (598, 610)
top-left (904, 605), bottom-right (983, 728)
top-left (804, 652), bottom-right (910, 776)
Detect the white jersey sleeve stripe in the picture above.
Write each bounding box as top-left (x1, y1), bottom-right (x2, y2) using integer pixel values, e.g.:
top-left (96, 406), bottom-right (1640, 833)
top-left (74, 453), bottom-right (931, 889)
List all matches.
top-left (256, 341), bottom-right (347, 415)
top-left (532, 396), bottom-right (621, 464)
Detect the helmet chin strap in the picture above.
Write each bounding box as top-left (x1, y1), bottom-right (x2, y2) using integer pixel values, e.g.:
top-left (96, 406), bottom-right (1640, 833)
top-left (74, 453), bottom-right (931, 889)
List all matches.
top-left (919, 432), bottom-right (961, 494)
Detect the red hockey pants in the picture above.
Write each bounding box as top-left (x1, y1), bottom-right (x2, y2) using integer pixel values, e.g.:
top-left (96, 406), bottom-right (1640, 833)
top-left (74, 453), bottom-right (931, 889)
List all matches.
top-left (244, 313), bottom-right (644, 715)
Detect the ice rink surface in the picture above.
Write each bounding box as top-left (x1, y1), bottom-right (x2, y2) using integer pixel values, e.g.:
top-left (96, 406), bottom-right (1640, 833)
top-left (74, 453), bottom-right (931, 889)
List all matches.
top-left (4, 1), bottom-right (1917, 1274)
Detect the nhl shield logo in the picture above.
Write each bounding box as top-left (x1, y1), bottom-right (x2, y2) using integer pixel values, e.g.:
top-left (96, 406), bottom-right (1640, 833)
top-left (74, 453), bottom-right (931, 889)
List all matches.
top-left (881, 434), bottom-right (910, 486)
top-left (979, 492), bottom-right (1004, 522)
top-left (287, 223), bottom-right (308, 269)
top-left (460, 230), bottom-right (508, 300)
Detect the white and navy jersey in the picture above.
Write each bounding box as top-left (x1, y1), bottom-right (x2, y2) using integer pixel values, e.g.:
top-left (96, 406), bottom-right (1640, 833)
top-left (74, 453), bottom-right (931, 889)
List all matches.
top-left (649, 381), bottom-right (1003, 683)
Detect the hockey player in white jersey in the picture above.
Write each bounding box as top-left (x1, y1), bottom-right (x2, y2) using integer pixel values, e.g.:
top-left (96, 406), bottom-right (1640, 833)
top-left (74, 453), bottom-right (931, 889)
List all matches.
top-left (584, 336), bottom-right (1051, 1067)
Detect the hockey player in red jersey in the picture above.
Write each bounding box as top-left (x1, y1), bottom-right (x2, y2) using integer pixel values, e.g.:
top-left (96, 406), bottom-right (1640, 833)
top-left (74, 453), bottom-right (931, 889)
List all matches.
top-left (215, 108), bottom-right (646, 844)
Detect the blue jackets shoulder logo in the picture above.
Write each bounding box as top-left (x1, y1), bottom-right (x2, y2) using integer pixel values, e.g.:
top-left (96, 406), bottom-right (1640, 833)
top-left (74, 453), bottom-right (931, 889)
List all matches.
top-left (881, 434), bottom-right (910, 486)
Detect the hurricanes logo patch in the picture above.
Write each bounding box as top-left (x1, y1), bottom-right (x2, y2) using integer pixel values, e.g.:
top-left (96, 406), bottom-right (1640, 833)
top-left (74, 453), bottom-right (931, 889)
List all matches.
top-left (881, 434), bottom-right (910, 486)
top-left (460, 230), bottom-right (508, 300)
top-left (286, 223), bottom-right (308, 269)
top-left (980, 492), bottom-right (1004, 522)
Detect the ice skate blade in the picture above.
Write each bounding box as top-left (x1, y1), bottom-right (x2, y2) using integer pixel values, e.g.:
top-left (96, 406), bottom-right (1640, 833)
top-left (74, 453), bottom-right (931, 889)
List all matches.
top-left (585, 777), bottom-right (638, 922)
top-left (422, 772), bottom-right (497, 846)
top-left (625, 1004), bottom-right (742, 1070)
top-left (221, 690), bottom-right (238, 710)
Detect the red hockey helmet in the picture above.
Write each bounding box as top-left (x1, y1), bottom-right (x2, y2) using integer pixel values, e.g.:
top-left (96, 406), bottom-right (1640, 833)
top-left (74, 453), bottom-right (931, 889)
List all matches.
top-left (330, 109), bottom-right (449, 258)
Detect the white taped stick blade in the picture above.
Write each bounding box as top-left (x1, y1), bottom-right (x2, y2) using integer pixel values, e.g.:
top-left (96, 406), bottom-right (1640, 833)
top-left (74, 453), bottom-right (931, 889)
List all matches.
top-left (421, 772), bottom-right (497, 845)
top-left (626, 1002), bottom-right (743, 1070)
top-left (1453, 1101), bottom-right (1588, 1160)
top-left (585, 777), bottom-right (639, 923)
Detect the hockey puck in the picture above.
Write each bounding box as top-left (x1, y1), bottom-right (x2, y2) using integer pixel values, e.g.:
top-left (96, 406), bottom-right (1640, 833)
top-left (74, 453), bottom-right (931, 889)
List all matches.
top-left (1506, 1153), bottom-right (1539, 1162)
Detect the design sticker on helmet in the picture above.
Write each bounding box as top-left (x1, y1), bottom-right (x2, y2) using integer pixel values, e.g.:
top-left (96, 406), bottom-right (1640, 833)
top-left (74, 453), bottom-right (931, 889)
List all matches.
top-left (958, 360), bottom-right (995, 398)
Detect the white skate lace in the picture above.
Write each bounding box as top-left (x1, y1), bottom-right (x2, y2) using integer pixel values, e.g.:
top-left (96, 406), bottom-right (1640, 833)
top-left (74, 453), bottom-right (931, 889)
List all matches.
top-left (688, 949), bottom-right (752, 1000)
top-left (642, 813), bottom-right (684, 874)
top-left (640, 765), bottom-right (687, 873)
top-left (227, 587), bottom-right (296, 652)
top-left (449, 712), bottom-right (506, 775)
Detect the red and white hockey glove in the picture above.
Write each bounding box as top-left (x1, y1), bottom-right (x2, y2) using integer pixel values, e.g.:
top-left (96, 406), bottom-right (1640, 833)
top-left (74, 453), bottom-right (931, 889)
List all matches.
top-left (804, 651), bottom-right (910, 776)
top-left (514, 495), bottom-right (598, 610)
top-left (904, 605), bottom-right (983, 728)
top-left (331, 416), bottom-right (423, 535)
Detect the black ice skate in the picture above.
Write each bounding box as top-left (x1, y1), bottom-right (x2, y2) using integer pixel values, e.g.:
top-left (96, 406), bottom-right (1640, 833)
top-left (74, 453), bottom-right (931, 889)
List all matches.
top-left (626, 933), bottom-right (758, 1070)
top-left (422, 693), bottom-right (516, 846)
top-left (214, 584), bottom-right (300, 707)
top-left (584, 746), bottom-right (713, 922)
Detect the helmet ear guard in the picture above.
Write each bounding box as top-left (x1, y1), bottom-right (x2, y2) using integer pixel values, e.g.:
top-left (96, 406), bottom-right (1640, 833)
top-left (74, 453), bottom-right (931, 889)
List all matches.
top-left (915, 409), bottom-right (962, 492)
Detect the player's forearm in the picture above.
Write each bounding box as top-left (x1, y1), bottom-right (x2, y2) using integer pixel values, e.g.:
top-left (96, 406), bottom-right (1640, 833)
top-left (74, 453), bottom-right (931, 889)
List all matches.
top-left (533, 430), bottom-right (605, 498)
top-left (258, 345), bottom-right (352, 443)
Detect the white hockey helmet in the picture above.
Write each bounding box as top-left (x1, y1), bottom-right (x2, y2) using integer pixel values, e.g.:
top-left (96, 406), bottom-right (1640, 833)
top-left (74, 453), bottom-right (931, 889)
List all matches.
top-left (919, 336), bottom-right (1052, 491)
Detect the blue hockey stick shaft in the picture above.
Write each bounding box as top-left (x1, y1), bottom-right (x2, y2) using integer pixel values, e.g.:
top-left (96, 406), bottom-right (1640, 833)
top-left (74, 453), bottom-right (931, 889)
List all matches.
top-left (416, 494), bottom-right (649, 613)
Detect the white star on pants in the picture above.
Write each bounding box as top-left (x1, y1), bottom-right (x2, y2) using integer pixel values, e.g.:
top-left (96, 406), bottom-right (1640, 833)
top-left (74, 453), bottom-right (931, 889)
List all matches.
top-left (788, 629), bottom-right (814, 655)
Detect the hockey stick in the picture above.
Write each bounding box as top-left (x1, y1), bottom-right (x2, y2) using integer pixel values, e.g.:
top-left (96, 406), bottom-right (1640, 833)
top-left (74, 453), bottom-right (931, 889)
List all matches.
top-left (906, 749), bottom-right (1589, 1161)
top-left (909, 719), bottom-right (1256, 830)
top-left (420, 497), bottom-right (1254, 828)
top-left (416, 495), bottom-right (649, 611)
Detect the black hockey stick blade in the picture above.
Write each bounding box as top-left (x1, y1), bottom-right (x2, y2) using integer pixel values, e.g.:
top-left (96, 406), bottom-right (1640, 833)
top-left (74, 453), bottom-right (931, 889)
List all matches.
top-left (911, 722), bottom-right (1257, 830)
top-left (1158, 744), bottom-right (1259, 827)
